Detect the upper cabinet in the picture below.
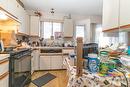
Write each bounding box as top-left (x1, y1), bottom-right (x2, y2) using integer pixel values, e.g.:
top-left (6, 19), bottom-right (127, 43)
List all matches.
top-left (120, 0), bottom-right (130, 28)
top-left (103, 0), bottom-right (130, 32)
top-left (7, 0), bottom-right (18, 18)
top-left (102, 0), bottom-right (119, 31)
top-left (0, 0), bottom-right (8, 10)
top-left (63, 19), bottom-right (74, 37)
top-left (30, 16), bottom-right (40, 37)
top-left (0, 0), bottom-right (30, 35)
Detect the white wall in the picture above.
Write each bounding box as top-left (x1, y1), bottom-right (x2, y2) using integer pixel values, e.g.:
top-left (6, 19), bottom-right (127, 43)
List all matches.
top-left (26, 10), bottom-right (102, 43)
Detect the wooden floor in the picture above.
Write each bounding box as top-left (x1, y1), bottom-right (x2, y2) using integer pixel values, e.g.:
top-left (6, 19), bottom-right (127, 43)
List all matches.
top-left (29, 70), bottom-right (68, 87)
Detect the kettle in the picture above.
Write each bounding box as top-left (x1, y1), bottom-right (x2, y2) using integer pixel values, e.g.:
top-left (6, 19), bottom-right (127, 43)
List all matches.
top-left (0, 40), bottom-right (4, 52)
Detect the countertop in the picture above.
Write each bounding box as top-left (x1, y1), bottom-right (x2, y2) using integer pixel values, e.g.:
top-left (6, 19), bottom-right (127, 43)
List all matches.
top-left (31, 47), bottom-right (75, 49)
top-left (0, 54), bottom-right (10, 61)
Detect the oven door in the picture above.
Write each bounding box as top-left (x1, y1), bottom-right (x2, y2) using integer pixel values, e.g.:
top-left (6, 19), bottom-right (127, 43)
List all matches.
top-left (13, 54), bottom-right (31, 87)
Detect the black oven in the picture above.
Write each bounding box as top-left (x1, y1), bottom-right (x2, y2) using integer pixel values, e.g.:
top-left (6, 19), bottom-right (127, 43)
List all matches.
top-left (9, 49), bottom-right (32, 87)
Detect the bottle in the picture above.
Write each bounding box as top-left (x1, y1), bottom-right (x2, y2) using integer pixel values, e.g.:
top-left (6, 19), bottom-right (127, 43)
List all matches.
top-left (88, 53), bottom-right (99, 73)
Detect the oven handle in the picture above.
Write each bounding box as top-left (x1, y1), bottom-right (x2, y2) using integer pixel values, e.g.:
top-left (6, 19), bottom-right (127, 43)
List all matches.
top-left (15, 53), bottom-right (31, 59)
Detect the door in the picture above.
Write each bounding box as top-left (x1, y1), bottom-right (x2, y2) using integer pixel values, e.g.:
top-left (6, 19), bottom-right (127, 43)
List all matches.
top-left (40, 56), bottom-right (51, 70)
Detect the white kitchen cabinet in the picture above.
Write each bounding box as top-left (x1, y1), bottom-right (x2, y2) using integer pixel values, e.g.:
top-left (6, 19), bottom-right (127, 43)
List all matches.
top-left (0, 55), bottom-right (9, 87)
top-left (63, 19), bottom-right (74, 37)
top-left (0, 0), bottom-right (29, 34)
top-left (51, 56), bottom-right (62, 69)
top-left (31, 50), bottom-right (40, 71)
top-left (0, 0), bottom-right (8, 10)
top-left (120, 0), bottom-right (130, 27)
top-left (30, 16), bottom-right (40, 36)
top-left (7, 0), bottom-right (18, 18)
top-left (40, 56), bottom-right (51, 70)
top-left (0, 61), bottom-right (9, 76)
top-left (0, 74), bottom-right (9, 87)
top-left (102, 0), bottom-right (119, 31)
top-left (25, 13), bottom-right (30, 34)
top-left (39, 55), bottom-right (63, 70)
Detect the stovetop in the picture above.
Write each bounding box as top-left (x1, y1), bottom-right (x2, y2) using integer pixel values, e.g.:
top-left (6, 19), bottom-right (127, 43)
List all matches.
top-left (0, 48), bottom-right (31, 55)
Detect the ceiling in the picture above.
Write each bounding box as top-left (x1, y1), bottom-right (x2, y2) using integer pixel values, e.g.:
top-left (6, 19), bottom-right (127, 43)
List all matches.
top-left (21, 0), bottom-right (103, 16)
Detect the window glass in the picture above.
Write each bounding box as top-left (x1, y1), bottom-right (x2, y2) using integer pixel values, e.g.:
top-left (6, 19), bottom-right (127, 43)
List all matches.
top-left (53, 23), bottom-right (62, 36)
top-left (76, 25), bottom-right (85, 40)
top-left (43, 22), bottom-right (52, 39)
top-left (42, 22), bottom-right (62, 39)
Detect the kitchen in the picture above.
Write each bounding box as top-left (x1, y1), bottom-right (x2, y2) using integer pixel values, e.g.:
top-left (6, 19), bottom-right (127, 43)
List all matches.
top-left (1, 0), bottom-right (130, 87)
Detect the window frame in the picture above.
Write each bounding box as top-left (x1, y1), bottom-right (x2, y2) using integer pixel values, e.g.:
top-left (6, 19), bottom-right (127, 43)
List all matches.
top-left (41, 21), bottom-right (63, 39)
top-left (75, 25), bottom-right (85, 41)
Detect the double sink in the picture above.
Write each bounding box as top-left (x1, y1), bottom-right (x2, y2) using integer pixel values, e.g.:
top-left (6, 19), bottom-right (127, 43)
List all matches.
top-left (40, 47), bottom-right (63, 56)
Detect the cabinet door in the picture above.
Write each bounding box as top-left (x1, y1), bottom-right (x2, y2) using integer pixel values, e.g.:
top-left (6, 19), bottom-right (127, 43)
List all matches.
top-left (40, 56), bottom-right (51, 70)
top-left (7, 0), bottom-right (18, 17)
top-left (0, 74), bottom-right (9, 87)
top-left (30, 16), bottom-right (40, 36)
top-left (0, 61), bottom-right (9, 76)
top-left (51, 56), bottom-right (62, 69)
top-left (24, 13), bottom-right (30, 34)
top-left (120, 0), bottom-right (130, 27)
top-left (17, 7), bottom-right (26, 34)
top-left (0, 0), bottom-right (8, 10)
top-left (63, 19), bottom-right (73, 37)
top-left (102, 0), bottom-right (119, 30)
top-left (32, 50), bottom-right (40, 71)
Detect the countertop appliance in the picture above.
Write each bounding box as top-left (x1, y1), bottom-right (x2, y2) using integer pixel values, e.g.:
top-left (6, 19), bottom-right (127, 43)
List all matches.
top-left (7, 48), bottom-right (32, 87)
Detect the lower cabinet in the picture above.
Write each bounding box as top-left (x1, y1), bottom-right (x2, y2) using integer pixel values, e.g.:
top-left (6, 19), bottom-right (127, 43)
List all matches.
top-left (51, 56), bottom-right (63, 69)
top-left (0, 58), bottom-right (9, 87)
top-left (40, 56), bottom-right (51, 70)
top-left (40, 55), bottom-right (63, 70)
top-left (31, 50), bottom-right (40, 72)
top-left (0, 73), bottom-right (9, 87)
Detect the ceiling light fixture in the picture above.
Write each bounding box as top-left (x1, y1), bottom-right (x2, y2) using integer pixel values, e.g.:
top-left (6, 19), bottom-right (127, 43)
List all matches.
top-left (50, 8), bottom-right (55, 15)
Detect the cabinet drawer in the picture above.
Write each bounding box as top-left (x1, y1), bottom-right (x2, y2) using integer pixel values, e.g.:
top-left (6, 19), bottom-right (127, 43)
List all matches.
top-left (0, 72), bottom-right (9, 87)
top-left (63, 49), bottom-right (74, 54)
top-left (0, 60), bottom-right (9, 76)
